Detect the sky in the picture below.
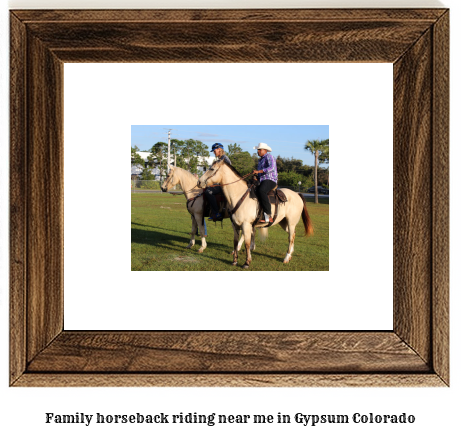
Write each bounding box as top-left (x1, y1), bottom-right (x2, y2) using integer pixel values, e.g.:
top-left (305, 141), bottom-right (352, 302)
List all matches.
top-left (131, 125), bottom-right (329, 167)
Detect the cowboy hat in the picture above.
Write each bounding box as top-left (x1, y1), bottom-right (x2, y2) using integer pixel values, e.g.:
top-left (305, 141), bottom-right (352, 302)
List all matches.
top-left (253, 143), bottom-right (272, 152)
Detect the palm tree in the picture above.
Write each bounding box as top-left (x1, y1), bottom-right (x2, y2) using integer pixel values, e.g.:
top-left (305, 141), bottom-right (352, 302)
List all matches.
top-left (305, 139), bottom-right (329, 204)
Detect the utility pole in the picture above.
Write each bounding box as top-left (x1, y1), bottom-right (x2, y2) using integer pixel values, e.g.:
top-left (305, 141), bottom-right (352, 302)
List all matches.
top-left (167, 129), bottom-right (171, 172)
top-left (170, 141), bottom-right (177, 167)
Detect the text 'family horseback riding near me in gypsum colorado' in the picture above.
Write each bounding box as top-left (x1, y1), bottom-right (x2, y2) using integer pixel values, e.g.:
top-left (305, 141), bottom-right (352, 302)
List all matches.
top-left (44, 411), bottom-right (416, 427)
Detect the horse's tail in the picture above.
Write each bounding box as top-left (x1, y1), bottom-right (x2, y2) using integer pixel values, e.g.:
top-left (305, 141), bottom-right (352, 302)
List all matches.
top-left (258, 227), bottom-right (268, 242)
top-left (298, 193), bottom-right (314, 237)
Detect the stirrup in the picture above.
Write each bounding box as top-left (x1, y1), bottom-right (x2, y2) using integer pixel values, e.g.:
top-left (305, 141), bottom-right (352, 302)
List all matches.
top-left (209, 212), bottom-right (222, 221)
top-left (260, 213), bottom-right (272, 223)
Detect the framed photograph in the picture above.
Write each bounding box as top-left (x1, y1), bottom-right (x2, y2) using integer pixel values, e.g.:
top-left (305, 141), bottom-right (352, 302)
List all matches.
top-left (128, 123), bottom-right (331, 272)
top-left (10, 9), bottom-right (449, 387)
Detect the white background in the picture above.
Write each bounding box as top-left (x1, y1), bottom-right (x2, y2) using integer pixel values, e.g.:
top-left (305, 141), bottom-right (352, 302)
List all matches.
top-left (64, 63), bottom-right (392, 331)
top-left (1, 1), bottom-right (459, 436)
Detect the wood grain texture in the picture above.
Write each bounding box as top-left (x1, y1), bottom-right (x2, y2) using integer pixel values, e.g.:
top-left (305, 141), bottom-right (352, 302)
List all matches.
top-left (432, 11), bottom-right (449, 385)
top-left (13, 374), bottom-right (446, 388)
top-left (27, 332), bottom-right (429, 373)
top-left (12, 9), bottom-right (447, 22)
top-left (14, 9), bottom-right (447, 64)
top-left (9, 9), bottom-right (449, 387)
top-left (10, 13), bottom-right (27, 384)
top-left (27, 21), bottom-right (433, 63)
top-left (393, 29), bottom-right (433, 364)
top-left (26, 34), bottom-right (64, 362)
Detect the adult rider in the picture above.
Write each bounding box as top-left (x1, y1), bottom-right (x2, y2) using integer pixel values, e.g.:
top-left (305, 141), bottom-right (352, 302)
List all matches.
top-left (204, 143), bottom-right (232, 221)
top-left (253, 143), bottom-right (278, 223)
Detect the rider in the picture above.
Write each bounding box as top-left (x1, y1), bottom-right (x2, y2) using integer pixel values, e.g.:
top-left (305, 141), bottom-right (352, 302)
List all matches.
top-left (253, 143), bottom-right (278, 223)
top-left (193, 173), bottom-right (207, 236)
top-left (205, 143), bottom-right (232, 221)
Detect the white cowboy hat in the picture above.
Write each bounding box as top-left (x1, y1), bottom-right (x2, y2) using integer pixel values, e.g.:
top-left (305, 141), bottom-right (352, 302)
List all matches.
top-left (253, 142), bottom-right (272, 152)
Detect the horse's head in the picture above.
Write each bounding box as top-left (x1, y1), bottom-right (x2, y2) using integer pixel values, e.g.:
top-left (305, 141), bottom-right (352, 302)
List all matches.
top-left (161, 166), bottom-right (177, 192)
top-left (198, 160), bottom-right (224, 189)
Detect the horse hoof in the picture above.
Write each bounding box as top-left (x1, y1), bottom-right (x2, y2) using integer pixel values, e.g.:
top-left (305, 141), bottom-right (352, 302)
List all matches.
top-left (242, 264), bottom-right (249, 269)
top-left (198, 248), bottom-right (204, 253)
top-left (232, 261), bottom-right (238, 266)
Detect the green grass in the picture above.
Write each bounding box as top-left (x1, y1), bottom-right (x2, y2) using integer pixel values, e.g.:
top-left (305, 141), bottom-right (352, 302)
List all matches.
top-left (131, 193), bottom-right (329, 271)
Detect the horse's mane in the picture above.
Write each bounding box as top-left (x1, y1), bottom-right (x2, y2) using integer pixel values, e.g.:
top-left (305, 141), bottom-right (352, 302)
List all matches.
top-left (171, 166), bottom-right (199, 185)
top-left (222, 161), bottom-right (246, 180)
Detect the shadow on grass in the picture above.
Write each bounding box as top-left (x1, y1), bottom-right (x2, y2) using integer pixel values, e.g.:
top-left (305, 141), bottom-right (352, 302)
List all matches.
top-left (131, 223), bottom-right (235, 258)
top-left (131, 224), bottom-right (188, 245)
top-left (132, 230), bottom-right (289, 270)
top-left (131, 221), bottom-right (315, 268)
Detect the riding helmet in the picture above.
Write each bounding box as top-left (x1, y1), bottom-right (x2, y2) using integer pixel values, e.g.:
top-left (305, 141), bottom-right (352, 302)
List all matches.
top-left (211, 143), bottom-right (224, 151)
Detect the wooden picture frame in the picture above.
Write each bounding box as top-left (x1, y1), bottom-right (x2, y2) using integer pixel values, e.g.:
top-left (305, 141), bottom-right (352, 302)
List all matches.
top-left (10, 9), bottom-right (449, 387)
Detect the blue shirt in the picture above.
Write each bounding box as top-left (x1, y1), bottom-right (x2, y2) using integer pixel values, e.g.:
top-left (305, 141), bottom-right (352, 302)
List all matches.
top-left (257, 153), bottom-right (278, 183)
top-left (209, 154), bottom-right (231, 170)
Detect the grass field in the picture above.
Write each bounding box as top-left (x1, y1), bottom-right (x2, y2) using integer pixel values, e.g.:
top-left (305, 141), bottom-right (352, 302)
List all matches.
top-left (131, 193), bottom-right (329, 271)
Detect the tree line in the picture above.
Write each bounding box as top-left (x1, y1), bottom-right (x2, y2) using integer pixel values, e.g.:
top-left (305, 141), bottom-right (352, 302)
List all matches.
top-left (131, 139), bottom-right (210, 181)
top-left (132, 139), bottom-right (329, 194)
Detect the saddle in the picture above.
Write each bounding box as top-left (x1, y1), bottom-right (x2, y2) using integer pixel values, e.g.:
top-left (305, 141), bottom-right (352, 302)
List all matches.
top-left (267, 186), bottom-right (287, 204)
top-left (249, 183), bottom-right (287, 204)
top-left (203, 194), bottom-right (229, 221)
top-left (187, 191), bottom-right (229, 224)
top-left (253, 186), bottom-right (288, 228)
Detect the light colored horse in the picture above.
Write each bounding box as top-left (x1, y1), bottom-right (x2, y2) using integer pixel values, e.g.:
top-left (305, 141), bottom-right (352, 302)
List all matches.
top-left (199, 160), bottom-right (314, 267)
top-left (161, 166), bottom-right (246, 253)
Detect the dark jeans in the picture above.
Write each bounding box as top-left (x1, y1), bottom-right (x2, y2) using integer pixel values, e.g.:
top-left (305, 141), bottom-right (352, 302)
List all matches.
top-left (255, 180), bottom-right (277, 215)
top-left (193, 216), bottom-right (207, 236)
top-left (205, 186), bottom-right (223, 215)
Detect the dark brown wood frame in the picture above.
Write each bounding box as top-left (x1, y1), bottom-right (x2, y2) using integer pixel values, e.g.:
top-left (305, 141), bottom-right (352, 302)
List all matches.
top-left (10, 9), bottom-right (449, 387)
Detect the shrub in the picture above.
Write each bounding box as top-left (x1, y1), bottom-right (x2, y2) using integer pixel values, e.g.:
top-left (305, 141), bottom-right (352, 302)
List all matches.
top-left (277, 171), bottom-right (313, 190)
top-left (136, 180), bottom-right (161, 190)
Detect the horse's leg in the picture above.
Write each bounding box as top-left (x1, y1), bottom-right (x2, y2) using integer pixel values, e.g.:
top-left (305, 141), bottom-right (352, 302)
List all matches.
top-left (231, 225), bottom-right (245, 254)
top-left (283, 222), bottom-right (296, 264)
top-left (250, 228), bottom-right (256, 251)
top-left (197, 213), bottom-right (207, 253)
top-left (238, 233), bottom-right (245, 251)
top-left (186, 215), bottom-right (197, 249)
top-left (242, 222), bottom-right (253, 269)
top-left (232, 225), bottom-right (240, 265)
top-left (278, 217), bottom-right (296, 263)
top-left (231, 230), bottom-right (245, 255)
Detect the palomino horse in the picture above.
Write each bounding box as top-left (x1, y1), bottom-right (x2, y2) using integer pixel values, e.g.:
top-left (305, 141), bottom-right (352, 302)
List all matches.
top-left (199, 160), bottom-right (314, 268)
top-left (161, 166), bottom-right (246, 253)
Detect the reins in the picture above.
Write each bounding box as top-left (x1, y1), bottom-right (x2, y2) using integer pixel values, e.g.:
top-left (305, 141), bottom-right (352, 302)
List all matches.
top-left (205, 171), bottom-right (254, 188)
top-left (201, 167), bottom-right (257, 216)
top-left (183, 185), bottom-right (204, 195)
top-left (181, 166), bottom-right (255, 217)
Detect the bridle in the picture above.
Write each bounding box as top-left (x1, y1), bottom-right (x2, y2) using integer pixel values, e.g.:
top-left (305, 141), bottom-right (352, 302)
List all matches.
top-left (162, 170), bottom-right (175, 191)
top-left (164, 168), bottom-right (198, 195)
top-left (200, 163), bottom-right (258, 217)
